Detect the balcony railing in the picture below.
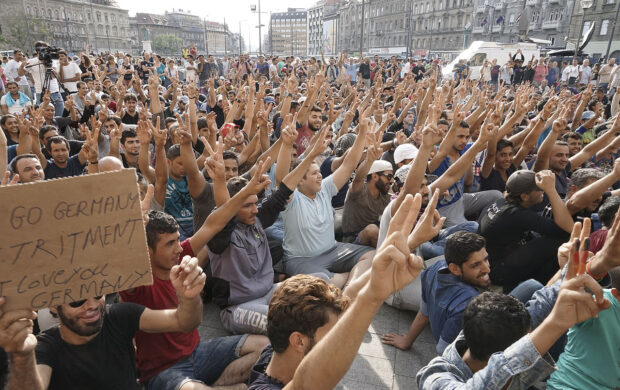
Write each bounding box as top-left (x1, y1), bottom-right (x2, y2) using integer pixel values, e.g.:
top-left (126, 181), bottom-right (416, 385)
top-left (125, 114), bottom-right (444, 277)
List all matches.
top-left (492, 24), bottom-right (502, 32)
top-left (542, 19), bottom-right (561, 29)
top-left (493, 0), bottom-right (504, 9)
top-left (526, 0), bottom-right (540, 5)
top-left (472, 26), bottom-right (485, 34)
top-left (475, 5), bottom-right (486, 13)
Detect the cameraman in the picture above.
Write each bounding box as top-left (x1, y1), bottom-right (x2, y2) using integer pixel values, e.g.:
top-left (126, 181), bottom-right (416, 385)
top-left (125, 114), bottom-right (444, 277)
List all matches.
top-left (18, 41), bottom-right (64, 115)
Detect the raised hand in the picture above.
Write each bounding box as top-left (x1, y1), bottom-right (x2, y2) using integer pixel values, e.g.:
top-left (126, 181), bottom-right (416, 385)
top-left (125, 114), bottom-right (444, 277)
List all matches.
top-left (203, 137), bottom-right (225, 181)
top-left (0, 297), bottom-right (37, 354)
top-left (149, 117), bottom-right (167, 147)
top-left (170, 255), bottom-right (206, 299)
top-left (408, 189), bottom-right (446, 251)
top-left (246, 157), bottom-right (272, 194)
top-left (368, 194), bottom-right (425, 303)
top-left (535, 170), bottom-right (556, 193)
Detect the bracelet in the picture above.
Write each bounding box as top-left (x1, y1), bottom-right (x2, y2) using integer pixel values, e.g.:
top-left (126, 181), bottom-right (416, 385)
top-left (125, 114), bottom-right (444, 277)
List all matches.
top-left (89, 160), bottom-right (98, 164)
top-left (586, 260), bottom-right (607, 281)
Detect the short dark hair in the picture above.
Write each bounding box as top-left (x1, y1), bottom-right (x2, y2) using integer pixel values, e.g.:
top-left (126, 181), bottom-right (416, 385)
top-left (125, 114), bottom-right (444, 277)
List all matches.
top-left (227, 176), bottom-right (248, 197)
top-left (121, 129), bottom-right (137, 144)
top-left (598, 196), bottom-right (620, 228)
top-left (46, 136), bottom-right (69, 151)
top-left (459, 120), bottom-right (470, 129)
top-left (562, 132), bottom-right (582, 142)
top-left (123, 93), bottom-right (138, 103)
top-left (104, 115), bottom-right (122, 127)
top-left (39, 125), bottom-right (58, 140)
top-left (496, 138), bottom-right (514, 152)
top-left (196, 118), bottom-right (208, 130)
top-left (10, 153), bottom-right (39, 173)
top-left (222, 150), bottom-right (239, 164)
top-left (267, 275), bottom-right (350, 353)
top-left (166, 144), bottom-right (181, 160)
top-left (463, 292), bottom-right (531, 361)
top-left (145, 211), bottom-right (179, 249)
top-left (444, 232), bottom-right (486, 267)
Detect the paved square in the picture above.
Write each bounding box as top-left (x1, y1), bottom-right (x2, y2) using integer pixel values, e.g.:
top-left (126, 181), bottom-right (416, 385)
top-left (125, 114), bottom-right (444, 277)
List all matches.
top-left (200, 302), bottom-right (438, 389)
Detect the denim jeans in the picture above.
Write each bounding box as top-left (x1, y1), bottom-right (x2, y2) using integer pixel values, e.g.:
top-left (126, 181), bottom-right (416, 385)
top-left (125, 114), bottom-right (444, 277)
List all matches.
top-left (37, 92), bottom-right (64, 116)
top-left (146, 335), bottom-right (247, 390)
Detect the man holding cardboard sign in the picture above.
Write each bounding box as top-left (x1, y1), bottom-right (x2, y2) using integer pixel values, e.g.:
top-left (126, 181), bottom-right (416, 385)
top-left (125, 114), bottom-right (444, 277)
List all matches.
top-left (0, 255), bottom-right (205, 390)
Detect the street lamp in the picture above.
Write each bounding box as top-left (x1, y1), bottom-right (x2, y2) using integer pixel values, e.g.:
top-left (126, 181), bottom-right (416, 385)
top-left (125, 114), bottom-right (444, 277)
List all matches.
top-left (573, 0), bottom-right (594, 62)
top-left (251, 2), bottom-right (266, 56)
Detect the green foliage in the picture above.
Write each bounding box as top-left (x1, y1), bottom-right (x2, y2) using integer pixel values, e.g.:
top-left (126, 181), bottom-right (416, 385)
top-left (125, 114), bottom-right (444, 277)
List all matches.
top-left (151, 34), bottom-right (182, 54)
top-left (0, 14), bottom-right (49, 52)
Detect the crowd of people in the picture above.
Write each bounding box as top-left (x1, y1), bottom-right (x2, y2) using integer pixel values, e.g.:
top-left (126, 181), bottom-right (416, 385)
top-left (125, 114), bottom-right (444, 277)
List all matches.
top-left (0, 40), bottom-right (619, 389)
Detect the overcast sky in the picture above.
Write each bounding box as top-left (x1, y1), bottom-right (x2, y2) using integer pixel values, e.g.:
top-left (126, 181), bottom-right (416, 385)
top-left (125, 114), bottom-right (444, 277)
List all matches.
top-left (116, 0), bottom-right (316, 51)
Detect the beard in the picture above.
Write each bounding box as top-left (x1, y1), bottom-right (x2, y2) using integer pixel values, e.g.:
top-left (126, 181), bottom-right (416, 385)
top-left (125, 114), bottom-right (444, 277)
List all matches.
top-left (375, 180), bottom-right (390, 195)
top-left (57, 304), bottom-right (105, 337)
top-left (308, 122), bottom-right (322, 132)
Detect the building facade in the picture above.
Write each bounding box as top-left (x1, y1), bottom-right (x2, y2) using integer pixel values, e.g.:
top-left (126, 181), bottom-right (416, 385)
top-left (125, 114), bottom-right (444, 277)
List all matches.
top-left (269, 8), bottom-right (308, 57)
top-left (471, 0), bottom-right (576, 49)
top-left (0, 0), bottom-right (132, 53)
top-left (409, 0), bottom-right (474, 58)
top-left (568, 0), bottom-right (620, 59)
top-left (307, 0), bottom-right (341, 57)
top-left (130, 11), bottom-right (234, 56)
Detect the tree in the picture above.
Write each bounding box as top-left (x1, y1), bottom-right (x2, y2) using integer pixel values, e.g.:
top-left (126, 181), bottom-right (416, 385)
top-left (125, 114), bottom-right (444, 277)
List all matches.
top-left (152, 34), bottom-right (182, 55)
top-left (0, 13), bottom-right (49, 53)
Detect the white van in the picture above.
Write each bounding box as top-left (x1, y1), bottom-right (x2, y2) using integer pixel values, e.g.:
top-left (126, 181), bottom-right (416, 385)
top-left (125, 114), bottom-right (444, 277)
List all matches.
top-left (442, 41), bottom-right (540, 80)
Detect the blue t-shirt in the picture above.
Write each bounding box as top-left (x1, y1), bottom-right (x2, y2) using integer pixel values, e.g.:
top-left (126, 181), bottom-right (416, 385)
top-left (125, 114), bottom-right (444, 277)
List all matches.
top-left (165, 176), bottom-right (194, 241)
top-left (282, 175), bottom-right (338, 258)
top-left (320, 156), bottom-right (349, 208)
top-left (44, 154), bottom-right (85, 180)
top-left (432, 151), bottom-right (465, 209)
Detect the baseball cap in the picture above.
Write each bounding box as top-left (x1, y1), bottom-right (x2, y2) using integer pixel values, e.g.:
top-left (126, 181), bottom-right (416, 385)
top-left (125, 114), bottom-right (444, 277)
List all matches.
top-left (394, 144), bottom-right (418, 164)
top-left (581, 111), bottom-right (595, 121)
top-left (179, 96), bottom-right (189, 105)
top-left (368, 160), bottom-right (393, 175)
top-left (505, 170), bottom-right (539, 195)
top-left (264, 96), bottom-right (275, 105)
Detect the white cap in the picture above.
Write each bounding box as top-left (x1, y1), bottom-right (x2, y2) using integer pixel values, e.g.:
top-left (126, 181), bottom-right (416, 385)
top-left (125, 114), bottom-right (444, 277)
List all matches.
top-left (368, 160), bottom-right (393, 175)
top-left (394, 143), bottom-right (418, 164)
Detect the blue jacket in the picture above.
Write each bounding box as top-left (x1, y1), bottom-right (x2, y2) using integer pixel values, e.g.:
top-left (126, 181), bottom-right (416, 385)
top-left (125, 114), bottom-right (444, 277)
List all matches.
top-left (421, 260), bottom-right (479, 354)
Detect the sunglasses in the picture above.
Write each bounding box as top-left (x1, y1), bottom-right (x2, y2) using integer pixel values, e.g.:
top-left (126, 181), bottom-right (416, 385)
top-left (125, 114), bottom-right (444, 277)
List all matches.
top-left (377, 173), bottom-right (394, 180)
top-left (69, 296), bottom-right (103, 308)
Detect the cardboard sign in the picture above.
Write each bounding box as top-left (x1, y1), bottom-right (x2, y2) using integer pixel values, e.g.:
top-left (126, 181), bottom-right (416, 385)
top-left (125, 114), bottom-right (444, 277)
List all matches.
top-left (0, 170), bottom-right (153, 311)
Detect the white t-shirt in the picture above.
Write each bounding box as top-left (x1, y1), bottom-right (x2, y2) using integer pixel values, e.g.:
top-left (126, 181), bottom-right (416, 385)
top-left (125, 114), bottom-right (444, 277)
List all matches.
top-left (25, 58), bottom-right (60, 93)
top-left (0, 94), bottom-right (32, 114)
top-left (185, 61), bottom-right (197, 82)
top-left (5, 59), bottom-right (29, 86)
top-left (59, 61), bottom-right (82, 92)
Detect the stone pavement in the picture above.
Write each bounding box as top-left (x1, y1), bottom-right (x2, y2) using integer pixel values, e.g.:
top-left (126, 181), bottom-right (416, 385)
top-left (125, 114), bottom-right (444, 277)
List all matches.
top-left (199, 302), bottom-right (438, 390)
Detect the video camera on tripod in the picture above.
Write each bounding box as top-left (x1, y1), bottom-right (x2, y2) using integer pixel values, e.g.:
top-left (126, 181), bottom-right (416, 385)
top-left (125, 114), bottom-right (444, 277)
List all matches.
top-left (38, 45), bottom-right (60, 68)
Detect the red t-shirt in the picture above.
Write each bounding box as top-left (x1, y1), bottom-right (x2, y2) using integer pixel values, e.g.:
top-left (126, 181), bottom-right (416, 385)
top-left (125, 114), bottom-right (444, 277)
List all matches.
top-left (295, 125), bottom-right (314, 156)
top-left (120, 239), bottom-right (199, 383)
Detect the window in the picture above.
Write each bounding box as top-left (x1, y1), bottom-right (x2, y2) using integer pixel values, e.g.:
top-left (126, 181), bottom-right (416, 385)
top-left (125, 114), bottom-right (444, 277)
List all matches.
top-left (582, 20), bottom-right (592, 35)
top-left (601, 19), bottom-right (609, 35)
top-left (48, 9), bottom-right (52, 19)
top-left (54, 10), bottom-right (59, 19)
top-left (26, 6), bottom-right (30, 15)
top-left (96, 12), bottom-right (101, 22)
top-left (87, 12), bottom-right (91, 21)
top-left (470, 52), bottom-right (487, 66)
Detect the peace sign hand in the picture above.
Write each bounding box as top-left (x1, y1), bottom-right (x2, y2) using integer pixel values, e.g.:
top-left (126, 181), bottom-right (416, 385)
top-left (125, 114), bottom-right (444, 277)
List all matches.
top-left (367, 194), bottom-right (425, 303)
